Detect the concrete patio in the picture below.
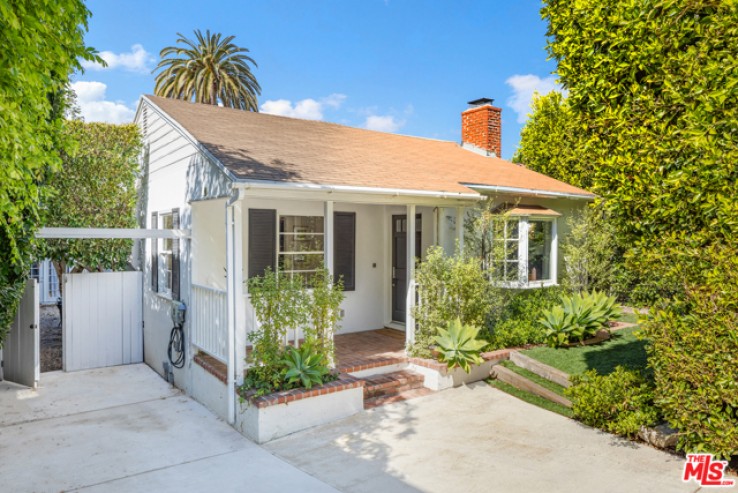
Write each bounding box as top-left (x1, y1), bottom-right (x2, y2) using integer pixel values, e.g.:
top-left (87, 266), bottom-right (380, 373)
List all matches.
top-left (266, 382), bottom-right (733, 493)
top-left (0, 365), bottom-right (337, 493)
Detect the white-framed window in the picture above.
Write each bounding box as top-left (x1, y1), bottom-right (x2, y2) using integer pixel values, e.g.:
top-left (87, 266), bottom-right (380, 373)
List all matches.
top-left (158, 212), bottom-right (174, 295)
top-left (278, 215), bottom-right (324, 284)
top-left (490, 216), bottom-right (557, 288)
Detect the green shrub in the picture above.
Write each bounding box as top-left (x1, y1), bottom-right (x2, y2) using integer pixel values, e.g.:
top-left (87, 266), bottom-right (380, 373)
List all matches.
top-left (540, 290), bottom-right (621, 347)
top-left (433, 318), bottom-right (487, 373)
top-left (486, 287), bottom-right (564, 348)
top-left (282, 344), bottom-right (332, 389)
top-left (411, 247), bottom-right (491, 357)
top-left (566, 366), bottom-right (660, 438)
top-left (242, 266), bottom-right (344, 397)
top-left (643, 247), bottom-right (738, 459)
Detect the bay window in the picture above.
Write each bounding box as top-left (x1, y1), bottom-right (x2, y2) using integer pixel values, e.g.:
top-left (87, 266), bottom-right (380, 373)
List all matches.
top-left (489, 208), bottom-right (558, 287)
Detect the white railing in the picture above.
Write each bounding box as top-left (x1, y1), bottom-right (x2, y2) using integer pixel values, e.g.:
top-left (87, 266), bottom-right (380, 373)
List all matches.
top-left (191, 284), bottom-right (228, 363)
top-left (406, 280), bottom-right (418, 348)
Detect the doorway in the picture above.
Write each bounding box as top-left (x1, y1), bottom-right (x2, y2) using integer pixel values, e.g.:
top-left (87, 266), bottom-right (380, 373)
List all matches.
top-left (391, 214), bottom-right (421, 323)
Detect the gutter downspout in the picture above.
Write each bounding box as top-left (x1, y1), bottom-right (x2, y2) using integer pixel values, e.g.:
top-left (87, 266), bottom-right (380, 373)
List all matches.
top-left (225, 188), bottom-right (244, 425)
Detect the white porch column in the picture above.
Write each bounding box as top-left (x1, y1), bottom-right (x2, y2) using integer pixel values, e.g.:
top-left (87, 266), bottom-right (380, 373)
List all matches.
top-left (456, 206), bottom-right (465, 253)
top-left (324, 201), bottom-right (334, 274)
top-left (225, 191), bottom-right (244, 425)
top-left (551, 218), bottom-right (558, 285)
top-left (406, 204), bottom-right (416, 348)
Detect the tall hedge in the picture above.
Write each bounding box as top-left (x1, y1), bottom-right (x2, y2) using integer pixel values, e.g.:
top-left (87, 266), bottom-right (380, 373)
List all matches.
top-left (42, 121), bottom-right (142, 280)
top-left (543, 0), bottom-right (738, 457)
top-left (0, 0), bottom-right (98, 346)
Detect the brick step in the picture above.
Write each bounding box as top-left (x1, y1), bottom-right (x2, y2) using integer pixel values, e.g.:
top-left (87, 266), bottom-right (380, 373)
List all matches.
top-left (361, 370), bottom-right (425, 399)
top-left (364, 387), bottom-right (435, 410)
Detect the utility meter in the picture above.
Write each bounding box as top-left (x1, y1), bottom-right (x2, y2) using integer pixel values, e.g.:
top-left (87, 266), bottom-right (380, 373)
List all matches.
top-left (171, 301), bottom-right (187, 326)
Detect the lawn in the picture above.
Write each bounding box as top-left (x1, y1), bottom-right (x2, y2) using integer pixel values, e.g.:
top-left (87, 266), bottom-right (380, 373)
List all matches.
top-left (521, 325), bottom-right (649, 377)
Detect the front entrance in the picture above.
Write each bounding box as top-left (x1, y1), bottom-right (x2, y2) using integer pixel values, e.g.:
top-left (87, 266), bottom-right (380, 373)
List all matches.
top-left (391, 214), bottom-right (421, 323)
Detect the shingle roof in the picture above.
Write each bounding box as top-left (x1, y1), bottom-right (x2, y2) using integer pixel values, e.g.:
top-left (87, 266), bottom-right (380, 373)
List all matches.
top-left (145, 95), bottom-right (594, 198)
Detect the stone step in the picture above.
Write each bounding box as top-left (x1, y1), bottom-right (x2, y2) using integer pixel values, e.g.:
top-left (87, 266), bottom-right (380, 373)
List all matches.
top-left (364, 387), bottom-right (435, 410)
top-left (361, 370), bottom-right (425, 399)
top-left (491, 364), bottom-right (572, 408)
top-left (509, 351), bottom-right (571, 388)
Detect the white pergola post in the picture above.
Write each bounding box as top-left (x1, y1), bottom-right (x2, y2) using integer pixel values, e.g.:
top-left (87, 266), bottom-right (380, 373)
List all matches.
top-left (324, 201), bottom-right (334, 274)
top-left (456, 206), bottom-right (465, 253)
top-left (225, 192), bottom-right (244, 425)
top-left (551, 218), bottom-right (558, 285)
top-left (406, 204), bottom-right (416, 348)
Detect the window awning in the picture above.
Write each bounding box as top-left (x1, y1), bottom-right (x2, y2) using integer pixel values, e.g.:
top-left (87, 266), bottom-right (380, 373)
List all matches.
top-left (491, 204), bottom-right (562, 217)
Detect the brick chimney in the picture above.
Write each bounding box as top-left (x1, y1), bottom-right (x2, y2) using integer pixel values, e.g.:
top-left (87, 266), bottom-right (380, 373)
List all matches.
top-left (461, 98), bottom-right (502, 157)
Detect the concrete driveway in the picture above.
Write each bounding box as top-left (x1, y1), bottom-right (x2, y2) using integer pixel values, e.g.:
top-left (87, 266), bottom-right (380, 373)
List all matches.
top-left (266, 382), bottom-right (737, 493)
top-left (0, 364), bottom-right (337, 493)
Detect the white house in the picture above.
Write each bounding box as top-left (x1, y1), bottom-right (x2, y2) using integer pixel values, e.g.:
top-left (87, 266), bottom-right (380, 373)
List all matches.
top-left (133, 95), bottom-right (594, 426)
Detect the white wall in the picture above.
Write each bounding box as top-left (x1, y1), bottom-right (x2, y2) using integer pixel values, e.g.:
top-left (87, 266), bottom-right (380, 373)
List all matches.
top-left (137, 102), bottom-right (231, 391)
top-left (191, 198), bottom-right (227, 290)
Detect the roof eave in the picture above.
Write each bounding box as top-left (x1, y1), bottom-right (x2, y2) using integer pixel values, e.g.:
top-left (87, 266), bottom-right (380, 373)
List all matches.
top-left (464, 183), bottom-right (596, 200)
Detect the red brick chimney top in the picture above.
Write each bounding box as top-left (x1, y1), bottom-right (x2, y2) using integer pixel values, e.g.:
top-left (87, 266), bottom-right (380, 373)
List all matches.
top-left (461, 99), bottom-right (502, 157)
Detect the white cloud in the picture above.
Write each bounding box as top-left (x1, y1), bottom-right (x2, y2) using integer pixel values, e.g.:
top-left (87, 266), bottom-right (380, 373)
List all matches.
top-left (82, 44), bottom-right (155, 73)
top-left (363, 115), bottom-right (404, 132)
top-left (260, 93), bottom-right (347, 120)
top-left (71, 81), bottom-right (135, 124)
top-left (505, 74), bottom-right (563, 123)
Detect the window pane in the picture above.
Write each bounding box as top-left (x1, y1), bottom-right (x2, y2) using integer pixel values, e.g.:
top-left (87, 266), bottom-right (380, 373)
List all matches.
top-left (281, 234), bottom-right (324, 253)
top-left (506, 220), bottom-right (519, 240)
top-left (280, 216), bottom-right (324, 234)
top-left (505, 240), bottom-right (518, 261)
top-left (279, 253), bottom-right (324, 272)
top-left (528, 220), bottom-right (552, 281)
top-left (505, 261), bottom-right (519, 282)
top-left (161, 214), bottom-right (173, 229)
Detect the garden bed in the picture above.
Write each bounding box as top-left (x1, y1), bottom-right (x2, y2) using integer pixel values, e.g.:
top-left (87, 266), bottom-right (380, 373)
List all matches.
top-left (235, 375), bottom-right (364, 444)
top-left (408, 348), bottom-right (511, 391)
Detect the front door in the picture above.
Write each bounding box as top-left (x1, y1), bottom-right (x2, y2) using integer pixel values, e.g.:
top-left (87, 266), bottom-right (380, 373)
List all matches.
top-left (391, 214), bottom-right (421, 323)
top-left (4, 279), bottom-right (40, 388)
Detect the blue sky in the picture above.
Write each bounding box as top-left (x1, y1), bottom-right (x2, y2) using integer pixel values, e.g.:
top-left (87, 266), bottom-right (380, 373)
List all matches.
top-left (74, 0), bottom-right (560, 159)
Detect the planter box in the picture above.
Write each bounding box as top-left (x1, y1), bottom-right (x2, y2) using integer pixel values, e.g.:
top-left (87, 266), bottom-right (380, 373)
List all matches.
top-left (235, 376), bottom-right (364, 444)
top-left (408, 349), bottom-right (510, 391)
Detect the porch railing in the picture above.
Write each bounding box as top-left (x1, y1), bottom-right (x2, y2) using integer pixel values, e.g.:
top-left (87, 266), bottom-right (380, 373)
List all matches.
top-left (191, 284), bottom-right (228, 363)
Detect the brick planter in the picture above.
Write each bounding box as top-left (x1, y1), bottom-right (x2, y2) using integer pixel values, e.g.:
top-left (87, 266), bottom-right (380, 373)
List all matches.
top-left (408, 349), bottom-right (511, 391)
top-left (235, 375), bottom-right (364, 444)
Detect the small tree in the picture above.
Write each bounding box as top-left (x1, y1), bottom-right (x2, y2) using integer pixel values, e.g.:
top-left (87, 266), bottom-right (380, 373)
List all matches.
top-left (411, 246), bottom-right (491, 358)
top-left (42, 121), bottom-right (142, 290)
top-left (512, 91), bottom-right (592, 190)
top-left (0, 0), bottom-right (100, 346)
top-left (560, 206), bottom-right (619, 295)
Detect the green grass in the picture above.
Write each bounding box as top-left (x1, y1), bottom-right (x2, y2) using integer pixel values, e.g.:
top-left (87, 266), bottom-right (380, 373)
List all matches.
top-left (620, 312), bottom-right (640, 324)
top-left (488, 379), bottom-right (573, 418)
top-left (499, 360), bottom-right (568, 397)
top-left (522, 326), bottom-right (649, 377)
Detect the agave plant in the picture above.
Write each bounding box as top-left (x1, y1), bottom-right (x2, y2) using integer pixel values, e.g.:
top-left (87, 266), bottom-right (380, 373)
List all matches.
top-left (282, 344), bottom-right (330, 389)
top-left (433, 318), bottom-right (487, 373)
top-left (540, 291), bottom-right (622, 347)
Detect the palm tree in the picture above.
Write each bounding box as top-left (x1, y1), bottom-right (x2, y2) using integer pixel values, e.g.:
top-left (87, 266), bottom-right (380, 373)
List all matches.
top-left (153, 30), bottom-right (261, 111)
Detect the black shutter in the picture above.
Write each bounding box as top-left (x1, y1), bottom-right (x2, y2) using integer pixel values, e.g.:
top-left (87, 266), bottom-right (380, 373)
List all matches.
top-left (171, 208), bottom-right (180, 301)
top-left (151, 212), bottom-right (158, 292)
top-left (248, 209), bottom-right (276, 279)
top-left (334, 212), bottom-right (356, 291)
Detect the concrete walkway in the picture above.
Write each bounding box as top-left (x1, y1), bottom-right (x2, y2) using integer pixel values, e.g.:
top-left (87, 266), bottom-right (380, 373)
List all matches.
top-left (266, 382), bottom-right (737, 493)
top-left (0, 365), bottom-right (337, 493)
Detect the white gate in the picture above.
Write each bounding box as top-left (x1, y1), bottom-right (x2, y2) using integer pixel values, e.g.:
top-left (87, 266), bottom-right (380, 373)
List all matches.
top-left (3, 279), bottom-right (40, 388)
top-left (63, 272), bottom-right (143, 372)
